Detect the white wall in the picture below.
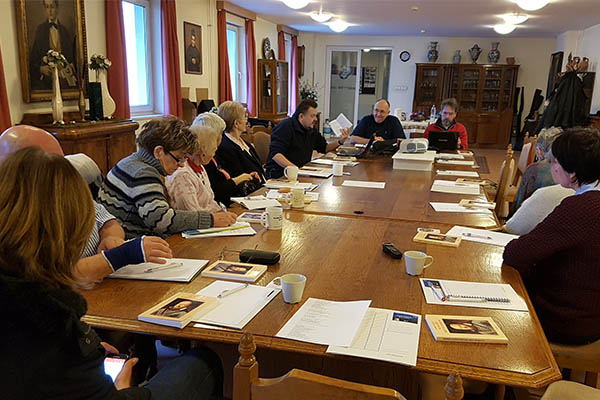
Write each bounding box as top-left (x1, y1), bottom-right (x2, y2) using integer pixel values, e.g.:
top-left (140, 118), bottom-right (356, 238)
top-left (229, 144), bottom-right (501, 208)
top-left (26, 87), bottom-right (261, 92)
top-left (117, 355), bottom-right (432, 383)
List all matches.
top-left (254, 17), bottom-right (279, 60)
top-left (299, 33), bottom-right (556, 125)
top-left (578, 24), bottom-right (600, 114)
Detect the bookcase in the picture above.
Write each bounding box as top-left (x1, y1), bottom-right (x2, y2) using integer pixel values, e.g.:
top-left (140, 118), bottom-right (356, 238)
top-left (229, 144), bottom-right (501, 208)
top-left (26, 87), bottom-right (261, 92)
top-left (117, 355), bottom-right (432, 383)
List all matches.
top-left (258, 59), bottom-right (288, 125)
top-left (413, 63), bottom-right (519, 148)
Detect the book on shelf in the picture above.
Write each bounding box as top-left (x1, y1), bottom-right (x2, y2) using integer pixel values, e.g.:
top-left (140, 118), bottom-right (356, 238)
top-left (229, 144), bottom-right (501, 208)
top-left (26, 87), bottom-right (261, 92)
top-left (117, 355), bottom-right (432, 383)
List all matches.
top-left (200, 260), bottom-right (267, 283)
top-left (138, 293), bottom-right (218, 329)
top-left (425, 314), bottom-right (508, 344)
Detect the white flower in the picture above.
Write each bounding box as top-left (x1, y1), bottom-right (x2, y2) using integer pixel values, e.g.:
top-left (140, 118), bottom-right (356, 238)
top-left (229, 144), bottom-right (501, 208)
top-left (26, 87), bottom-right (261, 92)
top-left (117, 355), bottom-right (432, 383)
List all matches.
top-left (105, 60), bottom-right (112, 67)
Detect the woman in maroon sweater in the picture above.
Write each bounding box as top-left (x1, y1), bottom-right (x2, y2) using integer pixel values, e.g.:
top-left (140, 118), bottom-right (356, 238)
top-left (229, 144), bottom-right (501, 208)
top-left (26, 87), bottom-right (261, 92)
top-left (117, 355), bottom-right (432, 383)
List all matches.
top-left (503, 127), bottom-right (600, 345)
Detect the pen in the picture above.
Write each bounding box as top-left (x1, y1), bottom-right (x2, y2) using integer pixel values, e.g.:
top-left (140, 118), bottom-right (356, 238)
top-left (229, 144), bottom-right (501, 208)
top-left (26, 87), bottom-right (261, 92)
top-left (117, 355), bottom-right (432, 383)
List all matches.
top-left (430, 287), bottom-right (445, 301)
top-left (186, 225), bottom-right (247, 235)
top-left (144, 262), bottom-right (183, 273)
top-left (462, 232), bottom-right (493, 240)
top-left (267, 290), bottom-right (275, 297)
top-left (217, 283), bottom-right (249, 298)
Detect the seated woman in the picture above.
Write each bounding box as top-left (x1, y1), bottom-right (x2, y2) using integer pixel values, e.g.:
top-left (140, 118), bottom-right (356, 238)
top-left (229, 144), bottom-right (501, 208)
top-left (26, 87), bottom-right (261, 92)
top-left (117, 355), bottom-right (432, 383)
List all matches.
top-left (0, 147), bottom-right (220, 400)
top-left (192, 112), bottom-right (261, 206)
top-left (166, 125), bottom-right (223, 213)
top-left (217, 101), bottom-right (266, 182)
top-left (98, 116), bottom-right (236, 238)
top-left (511, 127), bottom-right (562, 214)
top-left (503, 127), bottom-right (600, 345)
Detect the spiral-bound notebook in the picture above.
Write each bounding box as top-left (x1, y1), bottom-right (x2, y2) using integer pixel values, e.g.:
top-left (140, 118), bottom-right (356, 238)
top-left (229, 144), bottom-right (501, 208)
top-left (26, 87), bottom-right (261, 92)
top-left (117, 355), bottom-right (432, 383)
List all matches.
top-left (419, 278), bottom-right (528, 311)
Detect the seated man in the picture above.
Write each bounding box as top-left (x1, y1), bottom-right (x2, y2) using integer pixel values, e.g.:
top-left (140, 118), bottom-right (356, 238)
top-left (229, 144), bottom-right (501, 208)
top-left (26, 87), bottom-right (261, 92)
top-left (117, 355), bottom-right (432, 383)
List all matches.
top-left (349, 99), bottom-right (406, 144)
top-left (424, 98), bottom-right (468, 150)
top-left (265, 99), bottom-right (350, 179)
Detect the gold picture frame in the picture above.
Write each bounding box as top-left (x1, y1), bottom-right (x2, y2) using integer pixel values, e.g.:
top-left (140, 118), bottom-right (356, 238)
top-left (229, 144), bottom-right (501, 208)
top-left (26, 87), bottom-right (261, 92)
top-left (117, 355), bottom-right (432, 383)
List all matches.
top-left (183, 21), bottom-right (202, 75)
top-left (15, 0), bottom-right (88, 103)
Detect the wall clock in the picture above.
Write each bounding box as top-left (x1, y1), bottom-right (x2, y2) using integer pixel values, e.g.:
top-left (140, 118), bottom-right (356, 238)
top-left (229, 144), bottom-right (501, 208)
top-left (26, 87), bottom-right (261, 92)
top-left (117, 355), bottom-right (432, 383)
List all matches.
top-left (400, 51), bottom-right (411, 62)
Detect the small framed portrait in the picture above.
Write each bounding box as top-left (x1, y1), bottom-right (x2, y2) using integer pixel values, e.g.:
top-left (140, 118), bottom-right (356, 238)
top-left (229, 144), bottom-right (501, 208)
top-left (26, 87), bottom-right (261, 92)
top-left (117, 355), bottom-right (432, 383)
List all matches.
top-left (442, 318), bottom-right (498, 335)
top-left (15, 0), bottom-right (88, 102)
top-left (210, 262), bottom-right (252, 275)
top-left (183, 21), bottom-right (202, 75)
top-left (151, 298), bottom-right (203, 318)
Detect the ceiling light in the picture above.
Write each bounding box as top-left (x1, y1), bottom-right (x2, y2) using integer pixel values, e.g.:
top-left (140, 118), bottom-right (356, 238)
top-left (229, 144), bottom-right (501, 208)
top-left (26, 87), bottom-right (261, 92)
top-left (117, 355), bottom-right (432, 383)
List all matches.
top-left (420, 29), bottom-right (426, 34)
top-left (309, 11), bottom-right (332, 22)
top-left (363, 48), bottom-right (371, 52)
top-left (328, 19), bottom-right (350, 33)
top-left (494, 23), bottom-right (516, 34)
top-left (282, 0), bottom-right (310, 10)
top-left (503, 13), bottom-right (529, 24)
top-left (512, 0), bottom-right (550, 11)
top-left (411, 6), bottom-right (419, 12)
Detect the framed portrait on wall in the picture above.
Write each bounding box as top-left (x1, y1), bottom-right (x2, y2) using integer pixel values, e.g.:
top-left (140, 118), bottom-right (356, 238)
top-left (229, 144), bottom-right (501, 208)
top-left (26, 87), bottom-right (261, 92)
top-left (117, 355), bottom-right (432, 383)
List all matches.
top-left (183, 21), bottom-right (202, 75)
top-left (546, 51), bottom-right (563, 99)
top-left (14, 0), bottom-right (88, 103)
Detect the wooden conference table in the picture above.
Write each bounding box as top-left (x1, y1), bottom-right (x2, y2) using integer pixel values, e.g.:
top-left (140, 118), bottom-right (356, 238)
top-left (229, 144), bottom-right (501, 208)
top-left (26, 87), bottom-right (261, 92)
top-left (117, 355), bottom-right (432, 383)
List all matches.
top-left (81, 153), bottom-right (560, 399)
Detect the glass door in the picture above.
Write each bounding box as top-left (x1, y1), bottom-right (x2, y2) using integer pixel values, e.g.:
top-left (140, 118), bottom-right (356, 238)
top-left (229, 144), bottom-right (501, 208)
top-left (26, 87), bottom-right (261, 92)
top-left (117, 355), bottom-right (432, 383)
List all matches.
top-left (327, 49), bottom-right (360, 125)
top-left (482, 68), bottom-right (502, 113)
top-left (460, 67), bottom-right (481, 112)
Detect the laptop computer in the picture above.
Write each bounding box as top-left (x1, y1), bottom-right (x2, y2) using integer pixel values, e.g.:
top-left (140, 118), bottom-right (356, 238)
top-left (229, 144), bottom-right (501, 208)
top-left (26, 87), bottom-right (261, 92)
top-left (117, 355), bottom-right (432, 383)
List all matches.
top-left (336, 134), bottom-right (376, 158)
top-left (428, 131), bottom-right (460, 151)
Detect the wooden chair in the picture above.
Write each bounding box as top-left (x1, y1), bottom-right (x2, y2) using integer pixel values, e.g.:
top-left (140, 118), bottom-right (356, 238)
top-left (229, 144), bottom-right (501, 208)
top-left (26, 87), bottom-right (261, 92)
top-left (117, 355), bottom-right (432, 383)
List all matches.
top-left (233, 332), bottom-right (406, 400)
top-left (252, 131), bottom-right (271, 166)
top-left (541, 381), bottom-right (600, 399)
top-left (493, 145), bottom-right (516, 218)
top-left (512, 133), bottom-right (537, 186)
top-left (550, 339), bottom-right (600, 387)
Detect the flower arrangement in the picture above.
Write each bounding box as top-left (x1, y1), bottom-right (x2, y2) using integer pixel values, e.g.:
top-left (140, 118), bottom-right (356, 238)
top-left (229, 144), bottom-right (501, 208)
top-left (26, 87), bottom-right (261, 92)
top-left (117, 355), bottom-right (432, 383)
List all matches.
top-left (42, 50), bottom-right (68, 69)
top-left (409, 111), bottom-right (427, 122)
top-left (299, 80), bottom-right (320, 103)
top-left (89, 54), bottom-right (112, 70)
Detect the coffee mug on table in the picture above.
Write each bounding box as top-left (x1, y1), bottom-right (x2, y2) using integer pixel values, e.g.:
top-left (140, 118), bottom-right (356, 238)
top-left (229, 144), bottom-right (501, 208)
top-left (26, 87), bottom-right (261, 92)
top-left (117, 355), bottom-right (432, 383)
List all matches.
top-left (332, 162), bottom-right (344, 177)
top-left (261, 206), bottom-right (283, 230)
top-left (271, 273), bottom-right (307, 303)
top-left (404, 250), bottom-right (434, 276)
top-left (284, 166), bottom-right (299, 182)
top-left (291, 187), bottom-right (305, 208)
top-left (278, 193), bottom-right (292, 209)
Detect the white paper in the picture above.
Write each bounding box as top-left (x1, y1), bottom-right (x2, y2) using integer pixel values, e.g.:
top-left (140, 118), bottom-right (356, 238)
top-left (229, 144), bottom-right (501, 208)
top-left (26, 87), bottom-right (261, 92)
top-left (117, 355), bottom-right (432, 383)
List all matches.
top-left (420, 278), bottom-right (528, 311)
top-left (329, 113), bottom-right (353, 136)
top-left (195, 281), bottom-right (280, 329)
top-left (435, 154), bottom-right (465, 160)
top-left (430, 202), bottom-right (492, 214)
top-left (299, 166), bottom-right (333, 178)
top-left (446, 226), bottom-right (519, 247)
top-left (436, 159), bottom-right (475, 166)
top-left (436, 170), bottom-right (480, 177)
top-left (326, 308), bottom-right (421, 367)
top-left (266, 190), bottom-right (319, 202)
top-left (182, 222), bottom-right (256, 239)
top-left (231, 195), bottom-right (282, 210)
top-left (108, 258), bottom-right (208, 283)
top-left (276, 298), bottom-right (371, 346)
top-left (311, 158), bottom-right (358, 167)
top-left (431, 180), bottom-right (480, 195)
top-left (264, 180), bottom-right (318, 191)
top-left (342, 180), bottom-right (386, 189)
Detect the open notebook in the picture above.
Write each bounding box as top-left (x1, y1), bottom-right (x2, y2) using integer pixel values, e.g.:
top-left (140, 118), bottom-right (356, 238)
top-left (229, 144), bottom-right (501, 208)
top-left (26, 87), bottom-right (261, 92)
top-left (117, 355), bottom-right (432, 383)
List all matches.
top-left (108, 258), bottom-right (208, 283)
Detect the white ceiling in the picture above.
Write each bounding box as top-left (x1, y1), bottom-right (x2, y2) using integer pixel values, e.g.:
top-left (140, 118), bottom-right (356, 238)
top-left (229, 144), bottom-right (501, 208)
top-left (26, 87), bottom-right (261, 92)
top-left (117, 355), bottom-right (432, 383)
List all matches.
top-left (228, 0), bottom-right (600, 37)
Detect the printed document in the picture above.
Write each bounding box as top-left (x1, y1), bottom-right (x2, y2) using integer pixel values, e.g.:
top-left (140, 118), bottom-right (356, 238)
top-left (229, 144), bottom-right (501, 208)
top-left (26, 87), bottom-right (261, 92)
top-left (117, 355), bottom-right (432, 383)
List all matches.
top-left (431, 180), bottom-right (480, 195)
top-left (436, 159), bottom-right (475, 166)
top-left (342, 180), bottom-right (386, 189)
top-left (329, 113), bottom-right (353, 136)
top-left (436, 170), bottom-right (480, 177)
top-left (446, 226), bottom-right (518, 247)
top-left (230, 195), bottom-right (282, 210)
top-left (435, 154), bottom-right (465, 160)
top-left (182, 222), bottom-right (256, 239)
top-left (430, 202), bottom-right (492, 214)
top-left (311, 158), bottom-right (358, 167)
top-left (108, 258), bottom-right (208, 283)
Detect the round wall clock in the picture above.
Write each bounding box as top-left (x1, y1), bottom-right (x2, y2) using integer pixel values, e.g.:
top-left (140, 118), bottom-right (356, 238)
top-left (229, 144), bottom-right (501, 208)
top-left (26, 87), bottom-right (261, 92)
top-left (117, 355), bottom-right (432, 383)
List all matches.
top-left (262, 38), bottom-right (271, 59)
top-left (400, 51), bottom-right (411, 62)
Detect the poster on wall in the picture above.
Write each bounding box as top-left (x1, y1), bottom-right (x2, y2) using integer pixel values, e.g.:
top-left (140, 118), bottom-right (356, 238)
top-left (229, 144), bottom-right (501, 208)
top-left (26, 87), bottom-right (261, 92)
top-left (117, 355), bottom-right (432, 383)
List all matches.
top-left (361, 67), bottom-right (377, 95)
top-left (184, 21), bottom-right (202, 75)
top-left (15, 0), bottom-right (88, 103)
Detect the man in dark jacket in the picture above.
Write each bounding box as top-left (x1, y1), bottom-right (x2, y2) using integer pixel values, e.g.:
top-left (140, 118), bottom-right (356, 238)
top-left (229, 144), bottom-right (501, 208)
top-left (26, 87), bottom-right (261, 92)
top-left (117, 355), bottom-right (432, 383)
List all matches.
top-left (265, 99), bottom-right (350, 179)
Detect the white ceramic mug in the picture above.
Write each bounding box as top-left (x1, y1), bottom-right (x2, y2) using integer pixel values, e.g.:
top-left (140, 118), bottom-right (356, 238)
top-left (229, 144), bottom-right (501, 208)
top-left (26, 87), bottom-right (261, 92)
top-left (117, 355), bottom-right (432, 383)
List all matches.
top-left (261, 206), bottom-right (283, 230)
top-left (278, 193), bottom-right (292, 209)
top-left (332, 162), bottom-right (344, 177)
top-left (271, 274), bottom-right (307, 303)
top-left (284, 166), bottom-right (299, 182)
top-left (291, 187), bottom-right (305, 208)
top-left (404, 251), bottom-right (434, 276)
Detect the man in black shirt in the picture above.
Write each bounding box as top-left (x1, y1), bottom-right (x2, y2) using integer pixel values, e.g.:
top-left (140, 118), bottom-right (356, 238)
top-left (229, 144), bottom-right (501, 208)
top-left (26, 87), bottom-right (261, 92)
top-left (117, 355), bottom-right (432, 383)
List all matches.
top-left (265, 99), bottom-right (350, 179)
top-left (349, 99), bottom-right (406, 144)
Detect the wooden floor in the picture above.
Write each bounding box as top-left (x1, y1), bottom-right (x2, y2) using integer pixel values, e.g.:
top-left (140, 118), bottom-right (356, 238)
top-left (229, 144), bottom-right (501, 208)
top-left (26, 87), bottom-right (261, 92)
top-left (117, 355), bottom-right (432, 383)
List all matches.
top-left (474, 148), bottom-right (515, 182)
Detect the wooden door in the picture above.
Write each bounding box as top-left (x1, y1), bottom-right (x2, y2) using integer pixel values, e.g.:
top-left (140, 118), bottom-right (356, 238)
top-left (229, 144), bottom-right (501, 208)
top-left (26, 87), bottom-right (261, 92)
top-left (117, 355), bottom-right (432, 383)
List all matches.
top-left (413, 64), bottom-right (444, 113)
top-left (458, 112), bottom-right (478, 145)
top-left (476, 113), bottom-right (501, 145)
top-left (459, 66), bottom-right (482, 113)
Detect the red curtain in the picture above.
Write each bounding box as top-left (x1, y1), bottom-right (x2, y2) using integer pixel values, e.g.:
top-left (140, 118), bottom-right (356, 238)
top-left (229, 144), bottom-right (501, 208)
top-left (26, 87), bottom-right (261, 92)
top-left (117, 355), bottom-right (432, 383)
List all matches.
top-left (105, 0), bottom-right (130, 119)
top-left (277, 31), bottom-right (285, 61)
top-left (217, 9), bottom-right (232, 104)
top-left (0, 46), bottom-right (10, 132)
top-left (290, 35), bottom-right (299, 114)
top-left (245, 19), bottom-right (257, 117)
top-left (161, 0), bottom-right (182, 118)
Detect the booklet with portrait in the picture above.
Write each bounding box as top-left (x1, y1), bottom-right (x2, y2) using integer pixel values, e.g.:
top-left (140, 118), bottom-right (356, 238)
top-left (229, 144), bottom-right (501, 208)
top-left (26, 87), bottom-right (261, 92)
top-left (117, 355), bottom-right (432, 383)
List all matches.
top-left (200, 260), bottom-right (268, 283)
top-left (138, 293), bottom-right (218, 329)
top-left (425, 314), bottom-right (508, 344)
top-left (413, 231), bottom-right (461, 248)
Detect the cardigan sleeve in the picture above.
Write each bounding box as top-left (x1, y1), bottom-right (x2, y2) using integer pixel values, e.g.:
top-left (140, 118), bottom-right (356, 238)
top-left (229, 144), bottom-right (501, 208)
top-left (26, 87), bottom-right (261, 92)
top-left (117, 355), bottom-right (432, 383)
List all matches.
top-left (204, 161), bottom-right (238, 206)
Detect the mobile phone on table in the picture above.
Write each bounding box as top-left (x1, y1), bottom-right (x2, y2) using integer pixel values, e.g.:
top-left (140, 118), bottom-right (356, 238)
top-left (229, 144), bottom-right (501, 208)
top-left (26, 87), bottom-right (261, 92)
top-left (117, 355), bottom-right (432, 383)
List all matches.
top-left (104, 354), bottom-right (129, 382)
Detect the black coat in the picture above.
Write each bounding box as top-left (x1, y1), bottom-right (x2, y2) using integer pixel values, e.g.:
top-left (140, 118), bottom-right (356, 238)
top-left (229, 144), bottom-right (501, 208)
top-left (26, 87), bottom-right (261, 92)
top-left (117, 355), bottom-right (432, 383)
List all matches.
top-left (204, 159), bottom-right (239, 206)
top-left (215, 135), bottom-right (266, 183)
top-left (0, 272), bottom-right (150, 400)
top-left (540, 71), bottom-right (589, 130)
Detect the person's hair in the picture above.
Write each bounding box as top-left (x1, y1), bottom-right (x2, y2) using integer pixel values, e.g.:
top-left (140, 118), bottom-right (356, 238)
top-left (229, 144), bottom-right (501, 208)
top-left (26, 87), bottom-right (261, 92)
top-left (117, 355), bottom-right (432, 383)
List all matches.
top-left (536, 127), bottom-right (562, 159)
top-left (0, 147), bottom-right (94, 289)
top-left (136, 116), bottom-right (198, 155)
top-left (217, 101), bottom-right (246, 132)
top-left (374, 99), bottom-right (390, 108)
top-left (441, 98), bottom-right (459, 112)
top-left (296, 99), bottom-right (318, 116)
top-left (43, 0), bottom-right (58, 8)
top-left (551, 127), bottom-right (600, 186)
top-left (191, 29), bottom-right (196, 37)
top-left (189, 125), bottom-right (220, 158)
top-left (192, 112), bottom-right (226, 134)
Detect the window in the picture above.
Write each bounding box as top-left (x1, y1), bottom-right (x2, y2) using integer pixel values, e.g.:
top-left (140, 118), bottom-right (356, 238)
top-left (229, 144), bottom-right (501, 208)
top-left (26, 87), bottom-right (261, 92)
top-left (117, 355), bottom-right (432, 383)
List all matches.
top-left (226, 21), bottom-right (246, 103)
top-left (122, 0), bottom-right (156, 115)
top-left (284, 33), bottom-right (293, 114)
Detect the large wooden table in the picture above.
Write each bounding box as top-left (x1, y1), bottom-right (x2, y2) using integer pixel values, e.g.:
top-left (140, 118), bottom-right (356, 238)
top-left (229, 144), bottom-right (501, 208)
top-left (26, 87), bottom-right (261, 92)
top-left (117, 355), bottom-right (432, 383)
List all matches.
top-left (81, 152), bottom-right (560, 399)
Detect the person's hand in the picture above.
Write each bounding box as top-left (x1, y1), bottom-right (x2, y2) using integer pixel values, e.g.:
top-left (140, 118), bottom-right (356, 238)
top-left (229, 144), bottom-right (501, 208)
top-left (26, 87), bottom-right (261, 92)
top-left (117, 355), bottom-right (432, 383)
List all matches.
top-left (212, 211), bottom-right (237, 227)
top-left (249, 171), bottom-right (260, 180)
top-left (100, 341), bottom-right (119, 355)
top-left (142, 236), bottom-right (173, 264)
top-left (457, 137), bottom-right (462, 149)
top-left (114, 357), bottom-right (139, 390)
top-left (232, 173), bottom-right (254, 185)
top-left (97, 236), bottom-right (125, 252)
top-left (339, 127), bottom-right (351, 142)
top-left (40, 65), bottom-right (52, 77)
top-left (374, 136), bottom-right (385, 142)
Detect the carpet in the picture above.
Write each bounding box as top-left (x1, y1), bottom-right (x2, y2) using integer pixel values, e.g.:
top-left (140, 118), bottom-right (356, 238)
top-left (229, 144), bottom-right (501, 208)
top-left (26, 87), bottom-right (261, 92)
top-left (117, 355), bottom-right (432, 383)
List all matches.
top-left (474, 155), bottom-right (490, 174)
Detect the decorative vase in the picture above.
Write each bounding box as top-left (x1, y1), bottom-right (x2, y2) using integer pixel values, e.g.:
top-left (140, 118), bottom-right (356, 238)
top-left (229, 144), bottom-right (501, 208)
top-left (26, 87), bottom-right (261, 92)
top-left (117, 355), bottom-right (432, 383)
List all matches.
top-left (488, 42), bottom-right (500, 64)
top-left (427, 41), bottom-right (439, 63)
top-left (78, 88), bottom-right (86, 121)
top-left (96, 69), bottom-right (116, 118)
top-left (468, 44), bottom-right (482, 64)
top-left (452, 50), bottom-right (461, 64)
top-left (51, 67), bottom-right (64, 124)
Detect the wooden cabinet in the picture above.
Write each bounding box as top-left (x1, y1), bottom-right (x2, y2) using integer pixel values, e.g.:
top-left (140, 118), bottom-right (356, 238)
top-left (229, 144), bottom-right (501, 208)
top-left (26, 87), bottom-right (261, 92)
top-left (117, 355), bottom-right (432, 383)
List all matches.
top-left (413, 63), bottom-right (519, 148)
top-left (258, 59), bottom-right (288, 124)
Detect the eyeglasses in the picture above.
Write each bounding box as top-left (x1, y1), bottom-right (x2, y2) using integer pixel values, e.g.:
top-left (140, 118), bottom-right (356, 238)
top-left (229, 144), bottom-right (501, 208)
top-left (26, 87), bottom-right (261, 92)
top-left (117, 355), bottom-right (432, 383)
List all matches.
top-left (166, 150), bottom-right (185, 164)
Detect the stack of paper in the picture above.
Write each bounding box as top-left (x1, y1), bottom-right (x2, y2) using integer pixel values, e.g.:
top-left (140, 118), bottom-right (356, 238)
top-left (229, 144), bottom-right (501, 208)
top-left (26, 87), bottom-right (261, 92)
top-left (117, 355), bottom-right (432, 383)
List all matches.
top-left (431, 180), bottom-right (480, 195)
top-left (230, 195), bottom-right (282, 210)
top-left (265, 180), bottom-right (318, 191)
top-left (266, 189), bottom-right (319, 202)
top-left (446, 226), bottom-right (519, 247)
top-left (436, 159), bottom-right (475, 166)
top-left (182, 222), bottom-right (256, 239)
top-left (109, 258), bottom-right (208, 282)
top-left (299, 166), bottom-right (333, 178)
top-left (342, 180), bottom-right (386, 189)
top-left (436, 170), bottom-right (480, 178)
top-left (435, 153), bottom-right (465, 160)
top-left (430, 202), bottom-right (492, 214)
top-left (329, 113), bottom-right (353, 136)
top-left (311, 158), bottom-right (358, 167)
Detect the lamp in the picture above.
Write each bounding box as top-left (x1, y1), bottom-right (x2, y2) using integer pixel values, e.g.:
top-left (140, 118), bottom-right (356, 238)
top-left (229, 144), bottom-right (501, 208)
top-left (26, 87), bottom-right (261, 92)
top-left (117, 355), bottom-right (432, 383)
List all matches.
top-left (502, 13), bottom-right (529, 24)
top-left (493, 24), bottom-right (517, 34)
top-left (328, 19), bottom-right (350, 33)
top-left (282, 0), bottom-right (310, 9)
top-left (309, 11), bottom-right (332, 22)
top-left (512, 0), bottom-right (550, 11)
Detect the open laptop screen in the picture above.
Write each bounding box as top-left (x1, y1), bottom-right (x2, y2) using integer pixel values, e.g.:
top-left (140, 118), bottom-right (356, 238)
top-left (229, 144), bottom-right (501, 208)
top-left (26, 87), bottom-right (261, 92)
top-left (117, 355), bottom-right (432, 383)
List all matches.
top-left (428, 131), bottom-right (460, 151)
